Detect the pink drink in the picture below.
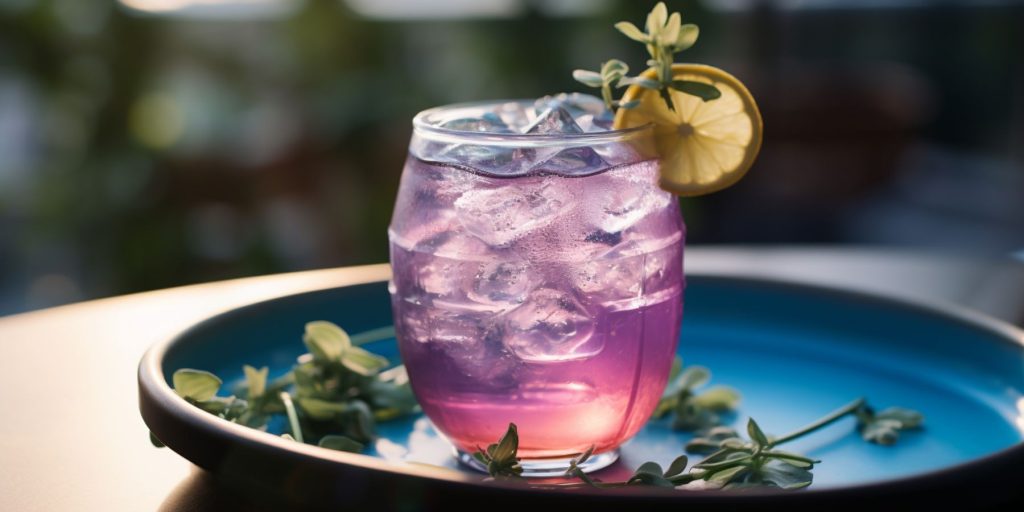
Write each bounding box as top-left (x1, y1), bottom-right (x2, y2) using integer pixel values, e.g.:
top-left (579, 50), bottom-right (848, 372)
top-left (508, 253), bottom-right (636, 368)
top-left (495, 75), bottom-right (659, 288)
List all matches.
top-left (388, 100), bottom-right (684, 472)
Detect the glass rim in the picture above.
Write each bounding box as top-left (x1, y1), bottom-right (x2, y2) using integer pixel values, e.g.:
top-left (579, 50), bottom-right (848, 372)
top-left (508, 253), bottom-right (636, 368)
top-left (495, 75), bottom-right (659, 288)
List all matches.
top-left (412, 99), bottom-right (654, 148)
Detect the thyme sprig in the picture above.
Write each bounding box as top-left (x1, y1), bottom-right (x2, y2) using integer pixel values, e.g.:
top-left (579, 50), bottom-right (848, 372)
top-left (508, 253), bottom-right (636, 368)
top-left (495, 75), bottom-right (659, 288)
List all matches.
top-left (573, 2), bottom-right (722, 113)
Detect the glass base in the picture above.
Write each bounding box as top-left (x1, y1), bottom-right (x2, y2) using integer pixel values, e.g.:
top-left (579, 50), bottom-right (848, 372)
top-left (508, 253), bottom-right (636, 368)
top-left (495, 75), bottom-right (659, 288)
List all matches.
top-left (456, 448), bottom-right (619, 478)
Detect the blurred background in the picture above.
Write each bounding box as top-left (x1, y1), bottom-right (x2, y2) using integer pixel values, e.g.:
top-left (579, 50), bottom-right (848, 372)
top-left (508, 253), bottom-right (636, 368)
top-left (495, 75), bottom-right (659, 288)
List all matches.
top-left (1, 0), bottom-right (1022, 315)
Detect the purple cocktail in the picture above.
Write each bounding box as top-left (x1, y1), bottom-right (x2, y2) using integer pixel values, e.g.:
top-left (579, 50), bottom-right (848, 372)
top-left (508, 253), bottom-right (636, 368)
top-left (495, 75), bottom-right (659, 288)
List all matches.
top-left (388, 97), bottom-right (685, 475)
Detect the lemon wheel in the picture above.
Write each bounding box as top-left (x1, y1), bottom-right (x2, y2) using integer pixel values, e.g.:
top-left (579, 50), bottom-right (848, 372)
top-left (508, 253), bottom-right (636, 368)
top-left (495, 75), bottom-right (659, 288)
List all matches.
top-left (614, 64), bottom-right (763, 196)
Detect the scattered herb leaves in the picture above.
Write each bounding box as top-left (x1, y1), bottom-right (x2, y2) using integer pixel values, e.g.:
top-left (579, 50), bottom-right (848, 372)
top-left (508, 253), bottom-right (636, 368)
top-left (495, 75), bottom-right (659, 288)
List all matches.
top-left (152, 321), bottom-right (418, 452)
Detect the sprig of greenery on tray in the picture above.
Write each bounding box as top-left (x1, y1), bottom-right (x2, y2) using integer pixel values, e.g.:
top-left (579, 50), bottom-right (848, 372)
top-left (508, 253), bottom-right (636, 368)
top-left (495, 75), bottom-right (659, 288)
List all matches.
top-left (149, 321), bottom-right (418, 452)
top-left (481, 396), bottom-right (923, 490)
top-left (473, 358), bottom-right (923, 490)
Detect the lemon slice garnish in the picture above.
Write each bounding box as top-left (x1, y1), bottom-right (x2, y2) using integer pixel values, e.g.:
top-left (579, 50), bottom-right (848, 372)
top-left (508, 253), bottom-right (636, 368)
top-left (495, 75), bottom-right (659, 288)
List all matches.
top-left (614, 63), bottom-right (763, 196)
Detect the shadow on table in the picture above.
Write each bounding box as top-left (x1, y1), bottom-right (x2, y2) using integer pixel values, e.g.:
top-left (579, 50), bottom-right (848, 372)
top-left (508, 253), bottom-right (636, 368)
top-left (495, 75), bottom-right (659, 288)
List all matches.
top-left (160, 468), bottom-right (278, 512)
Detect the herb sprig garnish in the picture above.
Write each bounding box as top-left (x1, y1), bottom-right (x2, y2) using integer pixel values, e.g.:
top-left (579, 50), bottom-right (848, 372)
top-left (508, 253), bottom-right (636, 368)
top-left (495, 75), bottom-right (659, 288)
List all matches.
top-left (573, 2), bottom-right (722, 113)
top-left (150, 321), bottom-right (418, 452)
top-left (479, 397), bottom-right (923, 491)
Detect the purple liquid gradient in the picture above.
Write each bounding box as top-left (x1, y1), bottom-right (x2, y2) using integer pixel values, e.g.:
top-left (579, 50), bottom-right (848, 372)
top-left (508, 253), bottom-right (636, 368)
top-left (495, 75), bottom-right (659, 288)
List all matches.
top-left (389, 154), bottom-right (684, 460)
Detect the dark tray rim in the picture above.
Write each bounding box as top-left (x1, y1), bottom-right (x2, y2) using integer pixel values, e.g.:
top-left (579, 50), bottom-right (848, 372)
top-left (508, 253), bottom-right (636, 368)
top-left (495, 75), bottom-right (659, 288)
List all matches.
top-left (139, 271), bottom-right (1024, 505)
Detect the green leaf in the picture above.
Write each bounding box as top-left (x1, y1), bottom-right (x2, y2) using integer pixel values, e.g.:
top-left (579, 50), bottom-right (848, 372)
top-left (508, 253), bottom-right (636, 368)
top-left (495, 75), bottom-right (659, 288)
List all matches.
top-left (346, 400), bottom-right (376, 442)
top-left (672, 399), bottom-right (718, 431)
top-left (618, 99), bottom-right (641, 110)
top-left (875, 407), bottom-right (924, 429)
top-left (601, 59), bottom-right (629, 79)
top-left (303, 321), bottom-right (351, 362)
top-left (764, 450), bottom-right (818, 468)
top-left (664, 455), bottom-right (689, 477)
top-left (193, 397), bottom-right (230, 415)
top-left (340, 347), bottom-right (389, 376)
top-left (291, 362), bottom-right (320, 397)
top-left (660, 12), bottom-right (681, 47)
top-left (634, 461), bottom-right (663, 476)
top-left (173, 369), bottom-right (221, 401)
top-left (573, 69), bottom-right (604, 88)
top-left (720, 438), bottom-right (747, 450)
top-left (149, 431), bottom-right (165, 448)
top-left (747, 418), bottom-right (770, 447)
top-left (617, 76), bottom-right (661, 90)
top-left (684, 438), bottom-right (721, 454)
top-left (686, 426), bottom-right (743, 454)
top-left (857, 405), bottom-right (924, 445)
top-left (472, 451), bottom-right (489, 465)
top-left (237, 410), bottom-right (269, 429)
top-left (491, 423), bottom-right (519, 463)
top-left (297, 397), bottom-right (349, 420)
top-left (674, 24), bottom-right (699, 51)
top-left (670, 80), bottom-right (721, 102)
top-left (646, 2), bottom-right (668, 37)
top-left (367, 376), bottom-right (418, 418)
top-left (630, 472), bottom-right (675, 488)
top-left (318, 435), bottom-right (365, 453)
top-left (243, 365), bottom-right (268, 399)
top-left (693, 386), bottom-right (741, 411)
top-left (614, 21), bottom-right (648, 43)
top-left (860, 419), bottom-right (902, 445)
top-left (677, 366), bottom-right (710, 391)
top-left (707, 465), bottom-right (747, 485)
top-left (693, 452), bottom-right (753, 471)
top-left (758, 459), bottom-right (814, 489)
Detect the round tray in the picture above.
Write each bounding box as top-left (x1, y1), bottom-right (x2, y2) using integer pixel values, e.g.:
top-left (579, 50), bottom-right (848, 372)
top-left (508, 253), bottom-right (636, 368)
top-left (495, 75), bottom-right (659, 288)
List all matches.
top-left (139, 275), bottom-right (1024, 509)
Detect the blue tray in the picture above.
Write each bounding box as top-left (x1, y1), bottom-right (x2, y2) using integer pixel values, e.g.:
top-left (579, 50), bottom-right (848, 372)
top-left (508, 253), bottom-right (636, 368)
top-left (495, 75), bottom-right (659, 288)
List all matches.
top-left (139, 275), bottom-right (1024, 508)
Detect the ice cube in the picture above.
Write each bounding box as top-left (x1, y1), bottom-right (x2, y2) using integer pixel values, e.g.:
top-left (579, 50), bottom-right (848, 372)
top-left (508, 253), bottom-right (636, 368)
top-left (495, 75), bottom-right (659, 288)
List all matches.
top-left (405, 229), bottom-right (497, 300)
top-left (576, 113), bottom-right (614, 133)
top-left (495, 102), bottom-right (534, 131)
top-left (521, 107), bottom-right (609, 175)
top-left (441, 112), bottom-right (512, 133)
top-left (467, 260), bottom-right (535, 311)
top-left (434, 315), bottom-right (518, 388)
top-left (523, 107), bottom-right (584, 135)
top-left (588, 164), bottom-right (671, 233)
top-left (533, 93), bottom-right (607, 120)
top-left (573, 252), bottom-right (644, 305)
top-left (430, 309), bottom-right (481, 344)
top-left (413, 229), bottom-right (493, 261)
top-left (503, 288), bottom-right (602, 362)
top-left (454, 179), bottom-right (574, 246)
top-left (531, 145), bottom-right (607, 175)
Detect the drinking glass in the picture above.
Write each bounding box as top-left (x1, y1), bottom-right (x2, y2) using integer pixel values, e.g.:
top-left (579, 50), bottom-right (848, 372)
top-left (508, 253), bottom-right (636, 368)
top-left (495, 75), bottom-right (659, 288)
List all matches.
top-left (388, 100), bottom-right (685, 476)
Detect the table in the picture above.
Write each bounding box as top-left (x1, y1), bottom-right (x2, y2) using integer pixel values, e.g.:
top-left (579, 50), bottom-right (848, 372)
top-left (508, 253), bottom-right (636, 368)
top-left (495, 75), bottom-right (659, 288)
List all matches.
top-left (1, 247), bottom-right (1022, 511)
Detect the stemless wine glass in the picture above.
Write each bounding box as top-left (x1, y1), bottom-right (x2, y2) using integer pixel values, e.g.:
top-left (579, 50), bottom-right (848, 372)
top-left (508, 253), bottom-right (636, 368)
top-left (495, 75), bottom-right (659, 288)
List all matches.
top-left (388, 99), bottom-right (685, 476)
